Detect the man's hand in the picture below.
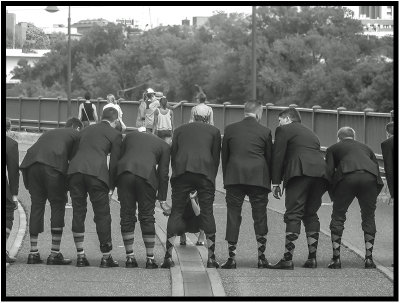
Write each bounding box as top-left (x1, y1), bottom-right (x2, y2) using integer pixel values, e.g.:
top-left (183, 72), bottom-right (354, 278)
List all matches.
top-left (272, 186), bottom-right (282, 200)
top-left (12, 195), bottom-right (18, 210)
top-left (158, 200), bottom-right (171, 216)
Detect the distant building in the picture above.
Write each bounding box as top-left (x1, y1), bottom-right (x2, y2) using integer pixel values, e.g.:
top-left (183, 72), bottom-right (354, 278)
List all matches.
top-left (6, 11), bottom-right (16, 47)
top-left (42, 25), bottom-right (82, 41)
top-left (182, 18), bottom-right (190, 26)
top-left (192, 16), bottom-right (209, 28)
top-left (71, 18), bottom-right (111, 35)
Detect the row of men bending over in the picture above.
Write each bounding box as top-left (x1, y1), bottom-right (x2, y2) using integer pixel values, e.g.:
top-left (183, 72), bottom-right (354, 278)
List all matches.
top-left (5, 102), bottom-right (394, 270)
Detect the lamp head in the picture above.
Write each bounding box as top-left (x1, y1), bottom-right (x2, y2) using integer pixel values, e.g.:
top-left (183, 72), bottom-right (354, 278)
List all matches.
top-left (45, 6), bottom-right (59, 13)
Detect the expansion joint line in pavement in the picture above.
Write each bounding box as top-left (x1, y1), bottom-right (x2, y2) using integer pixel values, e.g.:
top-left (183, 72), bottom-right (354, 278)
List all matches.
top-left (214, 188), bottom-right (394, 282)
top-left (6, 201), bottom-right (27, 268)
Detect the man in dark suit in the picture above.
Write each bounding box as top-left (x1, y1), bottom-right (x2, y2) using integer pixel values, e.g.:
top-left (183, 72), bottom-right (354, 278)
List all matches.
top-left (220, 100), bottom-right (273, 269)
top-left (117, 129), bottom-right (170, 269)
top-left (161, 114), bottom-right (221, 268)
top-left (20, 117), bottom-right (83, 265)
top-left (326, 127), bottom-right (383, 269)
top-left (381, 122), bottom-right (394, 204)
top-left (268, 108), bottom-right (329, 270)
top-left (6, 118), bottom-right (19, 264)
top-left (68, 107), bottom-right (122, 268)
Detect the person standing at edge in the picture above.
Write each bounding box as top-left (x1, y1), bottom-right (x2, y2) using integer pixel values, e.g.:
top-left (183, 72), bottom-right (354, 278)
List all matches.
top-left (116, 128), bottom-right (170, 269)
top-left (220, 100), bottom-right (273, 269)
top-left (161, 109), bottom-right (221, 269)
top-left (326, 127), bottom-right (383, 269)
top-left (20, 118), bottom-right (83, 265)
top-left (78, 92), bottom-right (98, 128)
top-left (268, 108), bottom-right (329, 270)
top-left (5, 118), bottom-right (19, 264)
top-left (381, 122), bottom-right (394, 205)
top-left (68, 107), bottom-right (122, 268)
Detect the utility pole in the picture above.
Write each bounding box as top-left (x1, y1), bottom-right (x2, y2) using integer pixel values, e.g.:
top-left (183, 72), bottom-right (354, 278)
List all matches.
top-left (251, 6), bottom-right (257, 101)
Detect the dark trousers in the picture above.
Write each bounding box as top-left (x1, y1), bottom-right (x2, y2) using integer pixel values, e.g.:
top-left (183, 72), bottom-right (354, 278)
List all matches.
top-left (117, 172), bottom-right (157, 235)
top-left (6, 199), bottom-right (15, 231)
top-left (69, 173), bottom-right (112, 247)
top-left (26, 163), bottom-right (67, 235)
top-left (284, 176), bottom-right (328, 234)
top-left (330, 172), bottom-right (378, 235)
top-left (168, 172), bottom-right (216, 237)
top-left (225, 185), bottom-right (269, 243)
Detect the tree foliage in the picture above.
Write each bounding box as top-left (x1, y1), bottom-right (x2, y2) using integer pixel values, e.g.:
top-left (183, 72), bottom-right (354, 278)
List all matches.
top-left (7, 6), bottom-right (393, 112)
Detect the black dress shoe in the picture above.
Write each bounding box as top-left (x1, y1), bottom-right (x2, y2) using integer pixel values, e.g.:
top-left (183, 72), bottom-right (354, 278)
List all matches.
top-left (76, 255), bottom-right (90, 267)
top-left (161, 257), bottom-right (175, 268)
top-left (100, 255), bottom-right (119, 268)
top-left (6, 251), bottom-right (16, 263)
top-left (258, 257), bottom-right (269, 269)
top-left (303, 258), bottom-right (317, 268)
top-left (47, 252), bottom-right (72, 265)
top-left (365, 258), bottom-right (376, 269)
top-left (27, 253), bottom-right (43, 264)
top-left (146, 258), bottom-right (158, 269)
top-left (207, 258), bottom-right (220, 268)
top-left (221, 258), bottom-right (236, 269)
top-left (180, 241), bottom-right (186, 246)
top-left (327, 258), bottom-right (341, 269)
top-left (195, 241), bottom-right (205, 246)
top-left (267, 259), bottom-right (294, 270)
top-left (126, 256), bottom-right (138, 268)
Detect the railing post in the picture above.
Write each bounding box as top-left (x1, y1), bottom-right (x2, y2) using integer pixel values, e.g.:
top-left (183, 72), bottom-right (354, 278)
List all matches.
top-left (336, 107), bottom-right (346, 131)
top-left (57, 96), bottom-right (61, 128)
top-left (363, 108), bottom-right (374, 144)
top-left (38, 96), bottom-right (42, 132)
top-left (312, 105), bottom-right (321, 132)
top-left (390, 110), bottom-right (394, 122)
top-left (97, 97), bottom-right (102, 118)
top-left (265, 103), bottom-right (274, 128)
top-left (18, 96), bottom-right (22, 131)
top-left (180, 101), bottom-right (187, 126)
top-left (222, 102), bottom-right (231, 129)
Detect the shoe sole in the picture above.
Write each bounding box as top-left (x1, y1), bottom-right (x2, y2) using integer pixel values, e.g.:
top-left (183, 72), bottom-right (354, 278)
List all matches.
top-left (221, 266), bottom-right (236, 269)
top-left (27, 261), bottom-right (43, 264)
top-left (328, 265), bottom-right (341, 269)
top-left (47, 261), bottom-right (72, 265)
top-left (126, 264), bottom-right (138, 268)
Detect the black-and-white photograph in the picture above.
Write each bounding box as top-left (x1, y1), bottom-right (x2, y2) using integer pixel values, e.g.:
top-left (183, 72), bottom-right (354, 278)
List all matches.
top-left (4, 3), bottom-right (396, 299)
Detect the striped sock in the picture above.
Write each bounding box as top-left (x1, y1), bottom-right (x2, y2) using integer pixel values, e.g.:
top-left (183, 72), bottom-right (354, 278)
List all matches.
top-left (331, 232), bottom-right (342, 260)
top-left (165, 236), bottom-right (176, 259)
top-left (283, 232), bottom-right (298, 261)
top-left (364, 232), bottom-right (375, 260)
top-left (51, 228), bottom-right (63, 256)
top-left (6, 228), bottom-right (11, 242)
top-left (206, 233), bottom-right (216, 261)
top-left (143, 234), bottom-right (155, 259)
top-left (30, 234), bottom-right (39, 254)
top-left (256, 235), bottom-right (267, 260)
top-left (306, 231), bottom-right (319, 259)
top-left (102, 252), bottom-right (111, 259)
top-left (73, 232), bottom-right (85, 256)
top-left (122, 231), bottom-right (135, 257)
top-left (228, 241), bottom-right (237, 260)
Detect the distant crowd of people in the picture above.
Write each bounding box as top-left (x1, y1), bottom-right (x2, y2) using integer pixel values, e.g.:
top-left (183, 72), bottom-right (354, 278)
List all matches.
top-left (5, 92), bottom-right (393, 271)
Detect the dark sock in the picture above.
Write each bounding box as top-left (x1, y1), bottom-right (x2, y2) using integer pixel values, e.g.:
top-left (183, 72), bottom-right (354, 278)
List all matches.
top-left (283, 232), bottom-right (298, 261)
top-left (228, 241), bottom-right (237, 260)
top-left (331, 232), bottom-right (342, 260)
top-left (256, 235), bottom-right (267, 260)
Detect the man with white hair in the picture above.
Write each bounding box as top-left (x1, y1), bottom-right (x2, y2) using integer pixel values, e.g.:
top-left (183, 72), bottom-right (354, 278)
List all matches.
top-left (325, 126), bottom-right (383, 269)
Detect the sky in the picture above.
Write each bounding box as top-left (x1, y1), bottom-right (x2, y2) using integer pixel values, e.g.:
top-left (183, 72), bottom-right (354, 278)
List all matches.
top-left (6, 5), bottom-right (253, 30)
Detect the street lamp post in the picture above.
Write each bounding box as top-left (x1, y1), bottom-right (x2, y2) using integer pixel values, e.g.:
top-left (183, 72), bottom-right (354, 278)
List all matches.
top-left (251, 6), bottom-right (257, 101)
top-left (45, 6), bottom-right (72, 117)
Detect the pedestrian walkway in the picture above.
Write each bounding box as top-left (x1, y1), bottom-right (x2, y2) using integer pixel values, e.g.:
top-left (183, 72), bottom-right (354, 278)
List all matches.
top-left (5, 136), bottom-right (395, 298)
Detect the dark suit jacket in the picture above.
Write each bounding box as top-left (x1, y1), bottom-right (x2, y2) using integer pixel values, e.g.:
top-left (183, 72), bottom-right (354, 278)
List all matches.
top-left (117, 131), bottom-right (170, 201)
top-left (6, 136), bottom-right (19, 202)
top-left (326, 139), bottom-right (384, 199)
top-left (171, 122), bottom-right (221, 185)
top-left (222, 117), bottom-right (273, 191)
top-left (272, 122), bottom-right (328, 188)
top-left (20, 128), bottom-right (80, 188)
top-left (68, 121), bottom-right (122, 190)
top-left (381, 136), bottom-right (394, 198)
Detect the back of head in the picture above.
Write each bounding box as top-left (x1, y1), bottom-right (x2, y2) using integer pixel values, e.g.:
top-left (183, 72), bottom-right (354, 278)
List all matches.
top-left (278, 108), bottom-right (302, 123)
top-left (107, 94), bottom-right (115, 104)
top-left (244, 100), bottom-right (262, 115)
top-left (65, 117), bottom-right (83, 130)
top-left (160, 97), bottom-right (168, 107)
top-left (386, 122), bottom-right (394, 136)
top-left (337, 126), bottom-right (355, 141)
top-left (84, 92), bottom-right (91, 101)
top-left (197, 92), bottom-right (206, 103)
top-left (6, 117), bottom-right (11, 132)
top-left (101, 107), bottom-right (118, 123)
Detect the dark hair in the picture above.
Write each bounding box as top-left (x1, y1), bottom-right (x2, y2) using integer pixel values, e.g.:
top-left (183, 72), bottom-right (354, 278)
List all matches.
top-left (160, 97), bottom-right (168, 106)
top-left (84, 92), bottom-right (91, 100)
top-left (197, 92), bottom-right (206, 103)
top-left (6, 117), bottom-right (11, 131)
top-left (386, 122), bottom-right (394, 136)
top-left (337, 126), bottom-right (355, 140)
top-left (65, 117), bottom-right (83, 129)
top-left (244, 100), bottom-right (262, 114)
top-left (101, 107), bottom-right (118, 122)
top-left (278, 108), bottom-right (302, 123)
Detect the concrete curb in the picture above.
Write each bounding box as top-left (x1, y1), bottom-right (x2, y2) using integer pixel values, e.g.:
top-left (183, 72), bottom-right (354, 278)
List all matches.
top-left (6, 201), bottom-right (27, 268)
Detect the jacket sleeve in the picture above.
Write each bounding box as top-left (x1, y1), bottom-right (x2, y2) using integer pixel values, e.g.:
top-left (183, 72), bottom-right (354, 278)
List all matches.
top-left (325, 146), bottom-right (335, 200)
top-left (212, 129), bottom-right (222, 175)
top-left (109, 133), bottom-right (123, 190)
top-left (68, 131), bottom-right (81, 161)
top-left (171, 128), bottom-right (179, 169)
top-left (271, 126), bottom-right (287, 185)
top-left (381, 141), bottom-right (394, 197)
top-left (221, 129), bottom-right (229, 179)
top-left (8, 141), bottom-right (20, 196)
top-left (264, 130), bottom-right (273, 177)
top-left (157, 144), bottom-right (171, 201)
